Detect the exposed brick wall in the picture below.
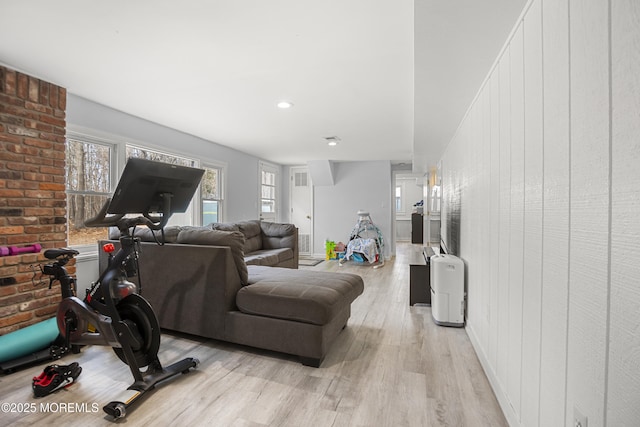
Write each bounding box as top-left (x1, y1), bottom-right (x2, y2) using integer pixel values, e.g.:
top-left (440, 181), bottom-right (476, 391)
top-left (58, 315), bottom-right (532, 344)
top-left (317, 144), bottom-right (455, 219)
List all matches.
top-left (0, 65), bottom-right (69, 335)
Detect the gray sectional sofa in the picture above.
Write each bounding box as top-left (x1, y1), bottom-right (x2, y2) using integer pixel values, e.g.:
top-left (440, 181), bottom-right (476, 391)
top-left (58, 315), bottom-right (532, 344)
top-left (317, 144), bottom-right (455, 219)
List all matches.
top-left (100, 220), bottom-right (364, 367)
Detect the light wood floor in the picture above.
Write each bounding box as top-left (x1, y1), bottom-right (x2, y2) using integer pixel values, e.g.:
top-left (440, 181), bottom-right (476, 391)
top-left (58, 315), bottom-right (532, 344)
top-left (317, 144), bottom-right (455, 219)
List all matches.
top-left (0, 243), bottom-right (507, 427)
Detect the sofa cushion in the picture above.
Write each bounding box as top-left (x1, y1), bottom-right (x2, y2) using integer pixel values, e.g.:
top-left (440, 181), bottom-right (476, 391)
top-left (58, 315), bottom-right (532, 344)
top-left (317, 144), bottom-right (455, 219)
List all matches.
top-left (244, 248), bottom-right (293, 266)
top-left (237, 265), bottom-right (364, 325)
top-left (177, 227), bottom-right (248, 285)
top-left (235, 220), bottom-right (262, 253)
top-left (260, 222), bottom-right (297, 250)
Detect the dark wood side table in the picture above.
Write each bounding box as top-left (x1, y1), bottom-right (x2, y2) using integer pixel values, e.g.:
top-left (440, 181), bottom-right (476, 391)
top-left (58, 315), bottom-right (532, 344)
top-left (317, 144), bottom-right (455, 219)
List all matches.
top-left (409, 246), bottom-right (435, 306)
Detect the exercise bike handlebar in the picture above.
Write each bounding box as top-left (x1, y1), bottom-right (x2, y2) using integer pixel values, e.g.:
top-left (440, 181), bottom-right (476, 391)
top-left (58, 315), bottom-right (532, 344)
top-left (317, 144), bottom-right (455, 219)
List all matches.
top-left (84, 197), bottom-right (171, 231)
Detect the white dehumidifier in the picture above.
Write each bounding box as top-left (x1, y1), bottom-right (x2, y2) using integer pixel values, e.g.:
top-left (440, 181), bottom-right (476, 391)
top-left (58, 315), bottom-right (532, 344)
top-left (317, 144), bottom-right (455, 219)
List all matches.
top-left (430, 254), bottom-right (465, 327)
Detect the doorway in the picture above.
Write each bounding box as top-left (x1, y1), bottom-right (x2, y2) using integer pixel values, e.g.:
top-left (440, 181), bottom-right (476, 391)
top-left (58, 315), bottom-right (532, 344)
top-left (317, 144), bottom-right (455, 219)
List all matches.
top-left (394, 173), bottom-right (427, 243)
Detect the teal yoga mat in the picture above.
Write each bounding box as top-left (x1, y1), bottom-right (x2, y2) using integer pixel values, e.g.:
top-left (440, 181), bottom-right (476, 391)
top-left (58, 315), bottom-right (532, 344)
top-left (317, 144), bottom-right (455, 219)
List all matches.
top-left (0, 318), bottom-right (59, 363)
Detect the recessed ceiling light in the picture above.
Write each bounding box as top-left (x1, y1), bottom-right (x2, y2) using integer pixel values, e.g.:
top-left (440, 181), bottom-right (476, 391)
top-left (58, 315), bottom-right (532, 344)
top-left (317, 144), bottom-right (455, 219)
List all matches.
top-left (277, 101), bottom-right (293, 109)
top-left (324, 136), bottom-right (340, 146)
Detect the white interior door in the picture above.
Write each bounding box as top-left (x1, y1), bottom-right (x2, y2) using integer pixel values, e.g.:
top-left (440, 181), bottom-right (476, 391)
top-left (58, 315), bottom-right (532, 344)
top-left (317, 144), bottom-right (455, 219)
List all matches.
top-left (290, 167), bottom-right (313, 256)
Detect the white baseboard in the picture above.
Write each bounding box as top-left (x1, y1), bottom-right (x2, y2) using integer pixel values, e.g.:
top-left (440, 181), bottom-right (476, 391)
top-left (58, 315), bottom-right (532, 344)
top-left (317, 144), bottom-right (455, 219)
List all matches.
top-left (465, 325), bottom-right (520, 427)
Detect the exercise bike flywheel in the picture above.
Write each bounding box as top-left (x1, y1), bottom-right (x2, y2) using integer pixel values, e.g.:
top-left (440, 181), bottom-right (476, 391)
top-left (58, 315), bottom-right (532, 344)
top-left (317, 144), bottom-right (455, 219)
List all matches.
top-left (113, 294), bottom-right (161, 368)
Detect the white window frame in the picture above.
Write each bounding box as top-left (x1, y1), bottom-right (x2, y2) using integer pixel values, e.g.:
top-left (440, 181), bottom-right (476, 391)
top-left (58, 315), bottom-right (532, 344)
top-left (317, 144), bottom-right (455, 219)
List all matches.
top-left (259, 161), bottom-right (279, 222)
top-left (395, 184), bottom-right (403, 214)
top-left (395, 181), bottom-right (407, 216)
top-left (201, 160), bottom-right (227, 225)
top-left (65, 128), bottom-right (118, 254)
top-left (65, 125), bottom-right (213, 252)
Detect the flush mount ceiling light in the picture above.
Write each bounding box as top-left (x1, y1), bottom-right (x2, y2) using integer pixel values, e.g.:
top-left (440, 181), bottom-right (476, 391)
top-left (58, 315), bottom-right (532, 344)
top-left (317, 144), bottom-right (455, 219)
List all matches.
top-left (276, 101), bottom-right (293, 109)
top-left (324, 136), bottom-right (341, 146)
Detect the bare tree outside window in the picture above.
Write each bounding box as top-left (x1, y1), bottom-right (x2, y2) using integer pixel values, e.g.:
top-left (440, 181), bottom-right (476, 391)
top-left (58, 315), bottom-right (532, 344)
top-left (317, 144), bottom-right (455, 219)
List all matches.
top-left (201, 167), bottom-right (221, 224)
top-left (126, 146), bottom-right (196, 168)
top-left (65, 139), bottom-right (112, 246)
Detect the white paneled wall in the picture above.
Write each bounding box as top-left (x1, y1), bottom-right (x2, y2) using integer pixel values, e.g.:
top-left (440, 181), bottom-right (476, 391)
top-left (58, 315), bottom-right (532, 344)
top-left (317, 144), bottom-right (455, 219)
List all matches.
top-left (610, 1), bottom-right (640, 425)
top-left (438, 0), bottom-right (640, 425)
top-left (539, 0), bottom-right (570, 425)
top-left (521, 2), bottom-right (543, 425)
top-left (507, 22), bottom-right (524, 415)
top-left (567, 0), bottom-right (610, 424)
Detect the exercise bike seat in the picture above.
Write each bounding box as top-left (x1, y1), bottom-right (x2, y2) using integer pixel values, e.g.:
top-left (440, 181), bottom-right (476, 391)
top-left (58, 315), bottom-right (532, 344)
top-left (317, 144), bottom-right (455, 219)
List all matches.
top-left (44, 248), bottom-right (79, 260)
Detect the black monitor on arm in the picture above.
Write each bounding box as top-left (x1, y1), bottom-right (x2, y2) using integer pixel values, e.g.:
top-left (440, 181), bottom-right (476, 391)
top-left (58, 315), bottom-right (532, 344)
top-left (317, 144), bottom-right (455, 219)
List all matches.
top-left (101, 158), bottom-right (204, 229)
top-left (109, 158), bottom-right (204, 214)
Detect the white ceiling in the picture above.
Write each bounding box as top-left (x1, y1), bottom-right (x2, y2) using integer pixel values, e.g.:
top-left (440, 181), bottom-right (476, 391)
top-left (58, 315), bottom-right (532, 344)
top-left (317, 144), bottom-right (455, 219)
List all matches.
top-left (0, 0), bottom-right (525, 167)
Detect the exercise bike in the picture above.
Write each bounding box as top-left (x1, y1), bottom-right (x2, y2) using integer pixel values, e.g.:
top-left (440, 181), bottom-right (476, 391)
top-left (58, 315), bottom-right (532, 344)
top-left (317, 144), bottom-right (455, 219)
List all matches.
top-left (42, 158), bottom-right (204, 419)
